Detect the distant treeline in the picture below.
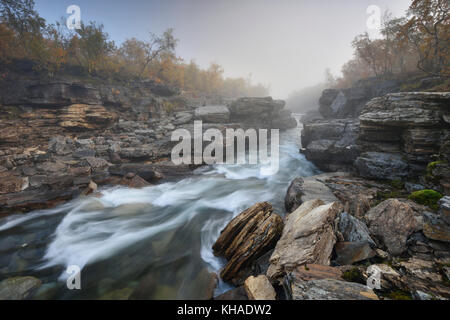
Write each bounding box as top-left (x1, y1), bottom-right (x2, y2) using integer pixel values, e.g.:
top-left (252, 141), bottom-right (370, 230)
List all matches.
top-left (0, 0), bottom-right (269, 98)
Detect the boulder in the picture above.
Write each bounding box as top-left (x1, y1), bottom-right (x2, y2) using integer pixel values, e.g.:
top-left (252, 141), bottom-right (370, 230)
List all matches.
top-left (195, 106), bottom-right (230, 123)
top-left (284, 174), bottom-right (338, 213)
top-left (120, 175), bottom-right (152, 189)
top-left (334, 242), bottom-right (376, 265)
top-left (337, 212), bottom-right (376, 246)
top-left (365, 199), bottom-right (424, 255)
top-left (320, 174), bottom-right (383, 218)
top-left (301, 119), bottom-right (360, 171)
top-left (229, 97), bottom-right (292, 128)
top-left (354, 152), bottom-right (409, 180)
top-left (243, 275), bottom-right (276, 300)
top-left (267, 200), bottom-right (341, 280)
top-left (271, 109), bottom-right (297, 129)
top-left (288, 278), bottom-right (378, 300)
top-left (0, 276), bottom-right (42, 300)
top-left (212, 202), bottom-right (283, 283)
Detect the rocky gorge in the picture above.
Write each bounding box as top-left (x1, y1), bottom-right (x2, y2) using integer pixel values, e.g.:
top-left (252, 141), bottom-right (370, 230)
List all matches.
top-left (0, 69), bottom-right (449, 301)
top-left (0, 71), bottom-right (297, 217)
top-left (208, 78), bottom-right (450, 300)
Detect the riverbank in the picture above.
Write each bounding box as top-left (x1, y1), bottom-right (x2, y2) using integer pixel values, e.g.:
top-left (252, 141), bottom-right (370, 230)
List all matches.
top-left (210, 87), bottom-right (450, 301)
top-left (0, 70), bottom-right (297, 217)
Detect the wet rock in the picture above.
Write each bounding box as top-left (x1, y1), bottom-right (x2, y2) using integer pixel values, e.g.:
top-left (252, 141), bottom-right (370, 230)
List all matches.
top-left (214, 286), bottom-right (248, 300)
top-left (334, 242), bottom-right (376, 265)
top-left (288, 278), bottom-right (378, 300)
top-left (212, 202), bottom-right (284, 283)
top-left (109, 164), bottom-right (164, 182)
top-left (0, 187), bottom-right (78, 216)
top-left (284, 174), bottom-right (338, 213)
top-left (355, 152), bottom-right (409, 180)
top-left (301, 119), bottom-right (360, 171)
top-left (244, 275), bottom-right (276, 300)
top-left (82, 180), bottom-right (97, 196)
top-left (272, 109), bottom-right (297, 129)
top-left (99, 288), bottom-right (133, 300)
top-left (267, 200), bottom-right (341, 280)
top-left (120, 175), bottom-right (151, 188)
top-left (195, 106), bottom-right (230, 123)
top-left (365, 199), bottom-right (424, 255)
top-left (0, 276), bottom-right (42, 300)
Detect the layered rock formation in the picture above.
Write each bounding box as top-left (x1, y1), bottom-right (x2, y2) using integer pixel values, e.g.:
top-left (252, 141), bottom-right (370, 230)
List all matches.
top-left (0, 72), bottom-right (296, 216)
top-left (212, 202), bottom-right (283, 284)
top-left (302, 91), bottom-right (450, 195)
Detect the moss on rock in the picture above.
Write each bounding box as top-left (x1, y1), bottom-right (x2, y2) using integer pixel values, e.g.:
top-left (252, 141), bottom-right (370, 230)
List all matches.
top-left (408, 190), bottom-right (443, 211)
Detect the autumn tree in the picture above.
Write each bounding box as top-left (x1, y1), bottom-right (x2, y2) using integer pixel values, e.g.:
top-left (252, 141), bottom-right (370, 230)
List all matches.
top-left (139, 28), bottom-right (178, 78)
top-left (402, 0), bottom-right (449, 76)
top-left (69, 22), bottom-right (115, 74)
top-left (0, 0), bottom-right (46, 60)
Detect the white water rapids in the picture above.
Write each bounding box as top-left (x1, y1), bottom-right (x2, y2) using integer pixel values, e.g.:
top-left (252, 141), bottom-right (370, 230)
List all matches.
top-left (0, 118), bottom-right (320, 299)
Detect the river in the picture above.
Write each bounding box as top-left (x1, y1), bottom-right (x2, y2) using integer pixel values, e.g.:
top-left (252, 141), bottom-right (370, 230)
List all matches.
top-left (0, 116), bottom-right (320, 299)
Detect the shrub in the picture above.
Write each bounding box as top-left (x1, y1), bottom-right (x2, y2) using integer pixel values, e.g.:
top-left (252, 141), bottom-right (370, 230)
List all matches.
top-left (342, 268), bottom-right (365, 285)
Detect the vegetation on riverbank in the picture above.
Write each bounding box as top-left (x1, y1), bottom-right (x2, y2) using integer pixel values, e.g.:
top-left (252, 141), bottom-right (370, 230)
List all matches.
top-left (0, 0), bottom-right (269, 98)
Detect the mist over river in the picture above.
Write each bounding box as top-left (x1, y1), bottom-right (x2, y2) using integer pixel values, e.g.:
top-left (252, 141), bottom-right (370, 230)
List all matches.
top-left (0, 117), bottom-right (320, 299)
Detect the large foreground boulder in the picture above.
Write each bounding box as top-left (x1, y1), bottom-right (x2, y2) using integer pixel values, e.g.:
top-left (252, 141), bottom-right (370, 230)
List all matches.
top-left (365, 199), bottom-right (425, 255)
top-left (267, 200), bottom-right (342, 280)
top-left (212, 202), bottom-right (283, 283)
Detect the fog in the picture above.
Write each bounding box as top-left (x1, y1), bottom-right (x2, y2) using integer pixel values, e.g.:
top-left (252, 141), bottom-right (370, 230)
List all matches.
top-left (36, 0), bottom-right (412, 98)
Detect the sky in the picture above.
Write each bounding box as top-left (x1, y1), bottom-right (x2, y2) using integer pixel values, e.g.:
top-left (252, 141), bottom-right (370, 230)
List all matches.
top-left (35, 0), bottom-right (412, 98)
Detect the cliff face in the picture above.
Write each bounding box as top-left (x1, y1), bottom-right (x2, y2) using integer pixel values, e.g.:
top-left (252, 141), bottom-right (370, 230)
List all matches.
top-left (302, 87), bottom-right (450, 195)
top-left (355, 92), bottom-right (450, 193)
top-left (0, 73), bottom-right (296, 216)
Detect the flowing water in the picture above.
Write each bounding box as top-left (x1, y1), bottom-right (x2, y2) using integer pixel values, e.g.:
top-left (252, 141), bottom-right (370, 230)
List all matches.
top-left (0, 117), bottom-right (320, 299)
